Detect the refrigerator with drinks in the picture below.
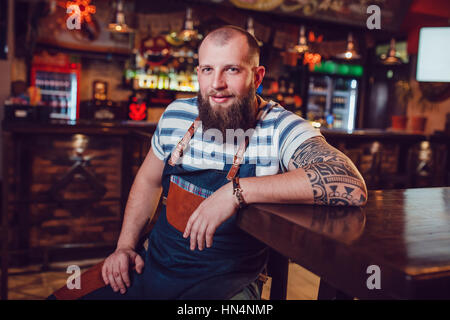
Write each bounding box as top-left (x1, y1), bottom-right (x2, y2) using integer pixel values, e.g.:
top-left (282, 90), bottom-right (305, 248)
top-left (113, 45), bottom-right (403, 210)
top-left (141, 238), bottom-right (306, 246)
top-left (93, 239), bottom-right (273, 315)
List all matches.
top-left (306, 73), bottom-right (360, 130)
top-left (31, 53), bottom-right (80, 120)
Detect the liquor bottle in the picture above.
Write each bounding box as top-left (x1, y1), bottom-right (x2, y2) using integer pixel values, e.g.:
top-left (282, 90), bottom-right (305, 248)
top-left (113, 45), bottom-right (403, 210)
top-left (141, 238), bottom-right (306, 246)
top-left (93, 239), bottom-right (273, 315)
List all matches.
top-left (35, 75), bottom-right (43, 89)
top-left (49, 76), bottom-right (56, 92)
top-left (53, 73), bottom-right (60, 92)
top-left (279, 80), bottom-right (287, 94)
top-left (60, 96), bottom-right (67, 114)
top-left (284, 82), bottom-right (295, 110)
top-left (64, 75), bottom-right (71, 92)
top-left (192, 72), bottom-right (199, 92)
top-left (169, 68), bottom-right (178, 91)
top-left (276, 80), bottom-right (286, 105)
top-left (42, 73), bottom-right (49, 91)
top-left (178, 71), bottom-right (187, 91)
top-left (162, 67), bottom-right (170, 90)
top-left (41, 94), bottom-right (48, 107)
top-left (49, 95), bottom-right (60, 113)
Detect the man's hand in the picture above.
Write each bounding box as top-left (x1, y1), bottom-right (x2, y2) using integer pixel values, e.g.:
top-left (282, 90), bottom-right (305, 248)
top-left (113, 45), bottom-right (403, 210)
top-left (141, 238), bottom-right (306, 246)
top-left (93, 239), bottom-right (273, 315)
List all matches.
top-left (101, 247), bottom-right (145, 294)
top-left (183, 182), bottom-right (239, 251)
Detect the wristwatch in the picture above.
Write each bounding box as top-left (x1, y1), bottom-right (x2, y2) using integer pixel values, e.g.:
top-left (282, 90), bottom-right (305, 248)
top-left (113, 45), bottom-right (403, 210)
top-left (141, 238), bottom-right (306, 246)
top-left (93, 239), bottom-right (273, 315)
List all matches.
top-left (232, 177), bottom-right (247, 209)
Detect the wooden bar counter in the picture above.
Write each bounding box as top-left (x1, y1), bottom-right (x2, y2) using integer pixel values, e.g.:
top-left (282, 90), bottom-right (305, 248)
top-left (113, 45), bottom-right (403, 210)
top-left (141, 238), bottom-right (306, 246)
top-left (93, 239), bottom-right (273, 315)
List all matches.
top-left (2, 120), bottom-right (156, 264)
top-left (238, 187), bottom-right (450, 299)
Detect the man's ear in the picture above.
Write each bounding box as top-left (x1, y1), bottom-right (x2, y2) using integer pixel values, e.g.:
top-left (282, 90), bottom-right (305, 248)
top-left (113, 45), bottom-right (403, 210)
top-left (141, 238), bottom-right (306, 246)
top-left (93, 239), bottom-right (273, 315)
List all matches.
top-left (254, 66), bottom-right (265, 88)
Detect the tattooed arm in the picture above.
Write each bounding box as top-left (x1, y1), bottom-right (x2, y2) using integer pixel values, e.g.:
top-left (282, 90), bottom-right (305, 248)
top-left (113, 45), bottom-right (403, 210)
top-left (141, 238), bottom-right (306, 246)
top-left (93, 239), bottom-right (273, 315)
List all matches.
top-left (238, 136), bottom-right (367, 207)
top-left (287, 136), bottom-right (367, 206)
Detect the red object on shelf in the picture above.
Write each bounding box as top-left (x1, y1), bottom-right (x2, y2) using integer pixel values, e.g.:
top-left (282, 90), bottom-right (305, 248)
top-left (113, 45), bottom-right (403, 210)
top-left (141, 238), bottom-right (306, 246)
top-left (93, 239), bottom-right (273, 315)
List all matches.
top-left (410, 115), bottom-right (427, 132)
top-left (128, 101), bottom-right (147, 121)
top-left (391, 115), bottom-right (408, 130)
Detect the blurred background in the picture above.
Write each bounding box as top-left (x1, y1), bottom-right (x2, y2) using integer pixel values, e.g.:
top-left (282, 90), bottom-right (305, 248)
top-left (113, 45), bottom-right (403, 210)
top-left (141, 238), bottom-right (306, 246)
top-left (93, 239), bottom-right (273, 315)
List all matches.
top-left (0, 0), bottom-right (449, 299)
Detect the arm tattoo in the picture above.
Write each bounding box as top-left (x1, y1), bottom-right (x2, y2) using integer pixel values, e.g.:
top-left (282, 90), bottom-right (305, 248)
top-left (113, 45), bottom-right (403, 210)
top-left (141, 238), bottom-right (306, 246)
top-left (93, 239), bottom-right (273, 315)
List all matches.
top-left (290, 136), bottom-right (367, 206)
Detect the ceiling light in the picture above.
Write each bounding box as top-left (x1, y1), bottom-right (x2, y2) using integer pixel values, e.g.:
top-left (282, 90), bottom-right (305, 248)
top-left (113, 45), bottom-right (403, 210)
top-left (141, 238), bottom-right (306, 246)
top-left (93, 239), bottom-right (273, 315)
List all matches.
top-left (179, 8), bottom-right (202, 42)
top-left (293, 25), bottom-right (309, 54)
top-left (336, 33), bottom-right (360, 60)
top-left (108, 0), bottom-right (134, 33)
top-left (381, 38), bottom-right (402, 65)
top-left (246, 17), bottom-right (263, 46)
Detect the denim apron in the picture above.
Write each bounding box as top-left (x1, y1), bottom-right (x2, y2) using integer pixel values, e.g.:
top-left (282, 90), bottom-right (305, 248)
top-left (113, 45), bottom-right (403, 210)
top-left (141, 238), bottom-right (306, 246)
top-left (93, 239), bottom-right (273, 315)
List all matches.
top-left (50, 103), bottom-right (270, 300)
top-left (143, 109), bottom-right (269, 299)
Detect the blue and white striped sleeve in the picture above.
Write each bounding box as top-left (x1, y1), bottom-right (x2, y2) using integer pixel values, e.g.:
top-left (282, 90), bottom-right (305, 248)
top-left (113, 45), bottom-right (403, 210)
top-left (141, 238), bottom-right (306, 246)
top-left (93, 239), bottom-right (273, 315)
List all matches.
top-left (275, 110), bottom-right (322, 171)
top-left (151, 115), bottom-right (166, 161)
top-left (151, 98), bottom-right (198, 161)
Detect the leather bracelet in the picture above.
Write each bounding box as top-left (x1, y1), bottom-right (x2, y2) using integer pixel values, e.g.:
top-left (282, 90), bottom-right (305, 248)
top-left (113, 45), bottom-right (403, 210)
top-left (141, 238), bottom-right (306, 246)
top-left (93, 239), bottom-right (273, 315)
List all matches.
top-left (232, 177), bottom-right (247, 209)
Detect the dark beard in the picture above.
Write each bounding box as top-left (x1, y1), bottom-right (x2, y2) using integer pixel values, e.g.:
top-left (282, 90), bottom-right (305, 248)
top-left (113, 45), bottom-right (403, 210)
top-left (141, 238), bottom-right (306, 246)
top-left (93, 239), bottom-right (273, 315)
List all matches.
top-left (197, 86), bottom-right (257, 137)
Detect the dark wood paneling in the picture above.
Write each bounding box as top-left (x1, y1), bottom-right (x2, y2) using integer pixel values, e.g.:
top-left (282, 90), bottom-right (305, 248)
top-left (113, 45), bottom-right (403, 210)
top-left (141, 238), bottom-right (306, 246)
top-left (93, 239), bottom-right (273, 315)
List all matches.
top-left (2, 122), bottom-right (156, 263)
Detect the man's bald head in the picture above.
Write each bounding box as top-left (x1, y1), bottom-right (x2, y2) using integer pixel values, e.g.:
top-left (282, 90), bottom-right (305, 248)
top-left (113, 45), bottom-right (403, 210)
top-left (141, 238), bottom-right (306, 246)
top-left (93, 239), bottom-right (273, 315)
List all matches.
top-left (198, 25), bottom-right (260, 66)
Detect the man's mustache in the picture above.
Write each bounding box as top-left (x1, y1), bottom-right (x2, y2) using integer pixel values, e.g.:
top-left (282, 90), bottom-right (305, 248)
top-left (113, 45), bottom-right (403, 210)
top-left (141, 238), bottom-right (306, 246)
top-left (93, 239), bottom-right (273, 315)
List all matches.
top-left (206, 90), bottom-right (234, 97)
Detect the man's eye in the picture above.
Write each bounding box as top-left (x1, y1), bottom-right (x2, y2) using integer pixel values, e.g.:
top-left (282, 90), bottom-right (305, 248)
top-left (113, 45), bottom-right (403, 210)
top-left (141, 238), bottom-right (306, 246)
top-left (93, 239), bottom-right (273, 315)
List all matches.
top-left (228, 67), bottom-right (239, 73)
top-left (202, 68), bottom-right (212, 73)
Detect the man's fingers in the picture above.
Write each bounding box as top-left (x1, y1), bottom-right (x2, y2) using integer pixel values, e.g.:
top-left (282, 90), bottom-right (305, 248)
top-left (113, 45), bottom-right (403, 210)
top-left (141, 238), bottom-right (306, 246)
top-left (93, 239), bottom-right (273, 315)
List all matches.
top-left (119, 259), bottom-right (131, 288)
top-left (107, 269), bottom-right (118, 292)
top-left (113, 263), bottom-right (127, 294)
top-left (134, 254), bottom-right (145, 274)
top-left (197, 220), bottom-right (208, 251)
top-left (101, 262), bottom-right (109, 285)
top-left (184, 209), bottom-right (199, 238)
top-left (190, 218), bottom-right (201, 251)
top-left (205, 224), bottom-right (216, 248)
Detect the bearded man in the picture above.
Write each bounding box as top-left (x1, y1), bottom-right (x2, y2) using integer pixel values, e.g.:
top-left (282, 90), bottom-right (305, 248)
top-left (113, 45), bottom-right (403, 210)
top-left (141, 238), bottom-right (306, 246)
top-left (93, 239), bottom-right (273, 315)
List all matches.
top-left (48, 26), bottom-right (367, 300)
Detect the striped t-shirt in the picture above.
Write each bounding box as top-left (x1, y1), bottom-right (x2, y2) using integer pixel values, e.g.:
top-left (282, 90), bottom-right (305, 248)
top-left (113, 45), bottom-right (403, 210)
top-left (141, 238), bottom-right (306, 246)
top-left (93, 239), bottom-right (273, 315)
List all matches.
top-left (151, 97), bottom-right (322, 176)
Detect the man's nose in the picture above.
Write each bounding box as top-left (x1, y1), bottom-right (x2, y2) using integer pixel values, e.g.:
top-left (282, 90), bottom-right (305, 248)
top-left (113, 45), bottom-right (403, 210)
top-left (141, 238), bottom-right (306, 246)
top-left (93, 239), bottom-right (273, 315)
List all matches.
top-left (212, 72), bottom-right (227, 90)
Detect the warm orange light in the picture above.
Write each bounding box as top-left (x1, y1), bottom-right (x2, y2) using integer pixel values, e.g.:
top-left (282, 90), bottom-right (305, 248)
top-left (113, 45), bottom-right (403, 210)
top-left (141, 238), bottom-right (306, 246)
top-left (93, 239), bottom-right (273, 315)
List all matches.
top-left (64, 0), bottom-right (96, 23)
top-left (303, 52), bottom-right (322, 70)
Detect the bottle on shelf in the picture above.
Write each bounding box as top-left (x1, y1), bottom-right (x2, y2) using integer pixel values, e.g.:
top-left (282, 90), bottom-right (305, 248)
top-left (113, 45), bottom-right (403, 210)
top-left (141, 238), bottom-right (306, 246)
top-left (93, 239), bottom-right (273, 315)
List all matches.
top-left (49, 95), bottom-right (60, 114)
top-left (60, 96), bottom-right (68, 114)
top-left (41, 94), bottom-right (48, 107)
top-left (42, 72), bottom-right (50, 90)
top-left (169, 68), bottom-right (179, 91)
top-left (284, 82), bottom-right (295, 110)
top-left (191, 72), bottom-right (199, 92)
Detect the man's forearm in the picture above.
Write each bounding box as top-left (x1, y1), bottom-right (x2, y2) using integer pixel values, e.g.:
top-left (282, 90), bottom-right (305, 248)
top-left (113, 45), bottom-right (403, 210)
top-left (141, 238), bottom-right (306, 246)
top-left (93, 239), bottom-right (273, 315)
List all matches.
top-left (238, 169), bottom-right (314, 205)
top-left (238, 137), bottom-right (368, 207)
top-left (239, 165), bottom-right (367, 206)
top-left (116, 174), bottom-right (162, 250)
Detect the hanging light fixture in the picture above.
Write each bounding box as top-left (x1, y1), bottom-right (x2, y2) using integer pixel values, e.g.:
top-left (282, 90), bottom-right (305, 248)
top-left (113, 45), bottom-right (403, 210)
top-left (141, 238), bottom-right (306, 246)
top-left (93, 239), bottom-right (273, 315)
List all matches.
top-left (336, 32), bottom-right (360, 60)
top-left (246, 17), bottom-right (263, 46)
top-left (293, 25), bottom-right (309, 54)
top-left (179, 7), bottom-right (202, 42)
top-left (381, 38), bottom-right (402, 65)
top-left (108, 0), bottom-right (134, 33)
